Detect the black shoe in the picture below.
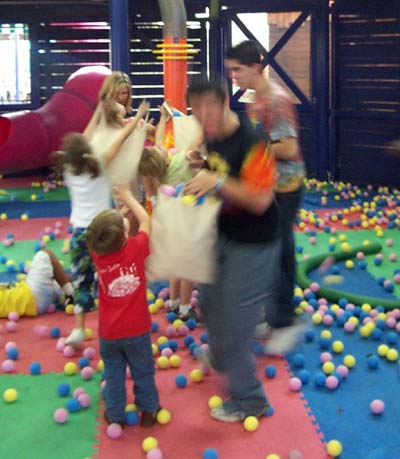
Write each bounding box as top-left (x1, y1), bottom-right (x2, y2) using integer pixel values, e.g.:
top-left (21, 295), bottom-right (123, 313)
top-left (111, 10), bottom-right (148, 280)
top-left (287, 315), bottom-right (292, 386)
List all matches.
top-left (140, 407), bottom-right (161, 428)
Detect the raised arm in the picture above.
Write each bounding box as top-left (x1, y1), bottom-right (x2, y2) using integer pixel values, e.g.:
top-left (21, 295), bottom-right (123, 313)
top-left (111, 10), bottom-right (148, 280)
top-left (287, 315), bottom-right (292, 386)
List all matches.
top-left (113, 184), bottom-right (151, 235)
top-left (83, 103), bottom-right (103, 140)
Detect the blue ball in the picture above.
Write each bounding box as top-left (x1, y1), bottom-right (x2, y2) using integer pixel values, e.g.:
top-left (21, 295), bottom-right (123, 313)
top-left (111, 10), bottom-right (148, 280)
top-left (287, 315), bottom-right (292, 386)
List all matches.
top-left (6, 348), bottom-right (19, 360)
top-left (358, 260), bottom-right (367, 270)
top-left (297, 369), bottom-right (310, 384)
top-left (203, 448), bottom-right (219, 459)
top-left (318, 337), bottom-right (332, 350)
top-left (0, 256), bottom-right (7, 264)
top-left (331, 265), bottom-right (340, 275)
top-left (175, 374), bottom-right (187, 388)
top-left (305, 330), bottom-right (315, 342)
top-left (338, 298), bottom-right (348, 308)
top-left (125, 410), bottom-right (139, 426)
top-left (166, 311), bottom-right (177, 323)
top-left (250, 340), bottom-right (264, 356)
top-left (293, 353), bottom-right (306, 368)
top-left (78, 356), bottom-right (90, 369)
top-left (189, 342), bottom-right (199, 354)
top-left (159, 342), bottom-right (171, 352)
top-left (66, 398), bottom-right (81, 413)
top-left (200, 332), bottom-right (208, 343)
top-left (151, 322), bottom-right (159, 333)
top-left (314, 372), bottom-right (327, 388)
top-left (57, 382), bottom-right (71, 397)
top-left (50, 327), bottom-right (60, 338)
top-left (183, 335), bottom-right (195, 347)
top-left (371, 328), bottom-right (383, 341)
top-left (168, 339), bottom-right (178, 351)
top-left (265, 365), bottom-right (277, 379)
top-left (386, 331), bottom-right (397, 345)
top-left (264, 405), bottom-right (275, 417)
top-left (186, 318), bottom-right (197, 330)
top-left (367, 355), bottom-right (379, 370)
top-left (29, 362), bottom-right (41, 375)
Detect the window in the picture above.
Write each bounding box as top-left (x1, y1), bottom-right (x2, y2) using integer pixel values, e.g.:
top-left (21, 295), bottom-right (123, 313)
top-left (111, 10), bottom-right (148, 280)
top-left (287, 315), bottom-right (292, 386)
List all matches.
top-left (0, 23), bottom-right (31, 104)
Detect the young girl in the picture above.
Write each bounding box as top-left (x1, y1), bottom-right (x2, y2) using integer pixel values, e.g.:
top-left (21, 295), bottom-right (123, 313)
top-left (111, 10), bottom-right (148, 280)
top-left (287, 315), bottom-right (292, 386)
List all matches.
top-left (139, 104), bottom-right (198, 321)
top-left (56, 116), bottom-right (146, 345)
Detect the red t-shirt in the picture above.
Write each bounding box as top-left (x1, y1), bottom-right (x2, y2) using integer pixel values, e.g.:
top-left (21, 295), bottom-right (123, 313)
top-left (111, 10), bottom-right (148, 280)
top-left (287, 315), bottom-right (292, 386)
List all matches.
top-left (91, 231), bottom-right (151, 340)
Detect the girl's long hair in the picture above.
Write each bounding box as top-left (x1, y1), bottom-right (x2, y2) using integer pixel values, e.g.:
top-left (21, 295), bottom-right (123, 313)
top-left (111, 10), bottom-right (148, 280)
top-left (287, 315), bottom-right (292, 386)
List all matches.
top-left (53, 133), bottom-right (101, 178)
top-left (99, 71), bottom-right (132, 113)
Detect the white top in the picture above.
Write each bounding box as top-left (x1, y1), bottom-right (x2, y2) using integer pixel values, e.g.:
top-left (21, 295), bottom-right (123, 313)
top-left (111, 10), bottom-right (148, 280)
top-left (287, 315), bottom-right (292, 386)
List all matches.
top-left (64, 171), bottom-right (111, 228)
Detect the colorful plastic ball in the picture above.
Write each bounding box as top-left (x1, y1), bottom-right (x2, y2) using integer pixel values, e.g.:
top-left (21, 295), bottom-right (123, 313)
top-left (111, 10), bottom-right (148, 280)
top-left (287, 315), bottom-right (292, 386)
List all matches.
top-left (167, 354), bottom-right (180, 368)
top-left (57, 382), bottom-right (71, 397)
top-left (66, 398), bottom-right (81, 413)
top-left (29, 362), bottom-right (41, 375)
top-left (125, 410), bottom-right (139, 426)
top-left (370, 399), bottom-right (385, 415)
top-left (243, 416), bottom-right (259, 432)
top-left (107, 423), bottom-right (122, 439)
top-left (266, 455), bottom-right (280, 459)
top-left (6, 347), bottom-right (19, 360)
top-left (297, 369), bottom-right (310, 385)
top-left (332, 340), bottom-right (344, 353)
top-left (156, 408), bottom-right (171, 425)
top-left (54, 408), bottom-right (69, 424)
top-left (264, 406), bottom-right (275, 417)
top-left (325, 375), bottom-right (339, 390)
top-left (208, 395), bottom-right (223, 409)
top-left (1, 359), bottom-right (16, 373)
top-left (175, 374), bottom-right (187, 388)
top-left (265, 365), bottom-right (277, 378)
top-left (147, 448), bottom-right (163, 459)
top-left (7, 311), bottom-right (19, 322)
top-left (142, 436), bottom-right (158, 453)
top-left (292, 353), bottom-right (306, 368)
top-left (49, 327), bottom-right (61, 338)
top-left (314, 372), bottom-right (327, 388)
top-left (78, 393), bottom-right (91, 408)
top-left (3, 388), bottom-right (18, 403)
top-left (64, 362), bottom-right (78, 375)
top-left (288, 450), bottom-right (303, 459)
top-left (81, 366), bottom-right (94, 380)
top-left (343, 354), bottom-right (356, 368)
top-left (156, 356), bottom-right (170, 370)
top-left (386, 348), bottom-right (398, 362)
top-left (5, 321), bottom-right (17, 332)
top-left (190, 368), bottom-right (204, 382)
top-left (289, 377), bottom-right (302, 391)
top-left (63, 345), bottom-right (76, 358)
top-left (202, 448), bottom-right (219, 459)
top-left (326, 439), bottom-right (343, 457)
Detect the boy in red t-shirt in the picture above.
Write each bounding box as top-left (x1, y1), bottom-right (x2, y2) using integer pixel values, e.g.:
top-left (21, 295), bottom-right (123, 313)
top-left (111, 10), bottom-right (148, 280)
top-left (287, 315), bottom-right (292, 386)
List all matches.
top-left (86, 184), bottom-right (159, 427)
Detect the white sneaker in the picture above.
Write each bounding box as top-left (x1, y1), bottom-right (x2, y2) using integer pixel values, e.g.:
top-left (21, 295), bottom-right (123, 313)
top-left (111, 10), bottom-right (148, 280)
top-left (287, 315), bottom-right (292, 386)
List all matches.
top-left (264, 320), bottom-right (308, 356)
top-left (254, 321), bottom-right (272, 340)
top-left (65, 328), bottom-right (85, 346)
top-left (210, 406), bottom-right (245, 422)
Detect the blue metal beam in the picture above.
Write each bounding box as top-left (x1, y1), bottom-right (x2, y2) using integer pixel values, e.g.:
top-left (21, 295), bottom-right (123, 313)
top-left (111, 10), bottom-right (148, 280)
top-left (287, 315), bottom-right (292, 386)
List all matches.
top-left (109, 0), bottom-right (130, 74)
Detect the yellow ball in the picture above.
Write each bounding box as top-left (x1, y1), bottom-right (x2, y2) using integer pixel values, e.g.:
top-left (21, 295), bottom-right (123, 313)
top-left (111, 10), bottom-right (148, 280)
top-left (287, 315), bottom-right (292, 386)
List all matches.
top-left (146, 289), bottom-right (155, 301)
top-left (361, 303), bottom-right (372, 312)
top-left (125, 403), bottom-right (137, 412)
top-left (64, 362), bottom-right (77, 375)
top-left (0, 213), bottom-right (7, 220)
top-left (152, 343), bottom-right (159, 356)
top-left (97, 360), bottom-right (104, 371)
top-left (3, 388), bottom-right (18, 403)
top-left (157, 356), bottom-right (170, 369)
top-left (266, 455), bottom-right (280, 459)
top-left (65, 304), bottom-right (74, 315)
top-left (155, 298), bottom-right (164, 309)
top-left (332, 340), bottom-right (344, 353)
top-left (343, 354), bottom-right (356, 368)
top-left (329, 237), bottom-right (337, 245)
top-left (359, 325), bottom-right (371, 338)
top-left (142, 436), bottom-right (158, 453)
top-left (190, 368), bottom-right (204, 382)
top-left (42, 234), bottom-right (50, 243)
top-left (326, 439), bottom-right (343, 457)
top-left (156, 408), bottom-right (171, 424)
top-left (243, 416), bottom-right (259, 432)
top-left (208, 395), bottom-right (223, 409)
top-left (348, 316), bottom-right (359, 326)
top-left (386, 348), bottom-right (398, 362)
top-left (377, 344), bottom-right (389, 357)
top-left (338, 234), bottom-right (347, 241)
top-left (322, 361), bottom-right (335, 375)
top-left (85, 328), bottom-right (93, 339)
top-left (181, 194), bottom-right (197, 205)
top-left (345, 260), bottom-right (354, 269)
top-left (148, 303), bottom-right (158, 314)
top-left (31, 194), bottom-right (37, 201)
top-left (330, 304), bottom-right (340, 313)
top-left (20, 214), bottom-right (29, 221)
top-left (172, 319), bottom-right (184, 329)
top-left (157, 335), bottom-right (168, 346)
top-left (169, 354), bottom-right (181, 368)
top-left (320, 330), bottom-right (332, 339)
top-left (312, 313), bottom-right (323, 325)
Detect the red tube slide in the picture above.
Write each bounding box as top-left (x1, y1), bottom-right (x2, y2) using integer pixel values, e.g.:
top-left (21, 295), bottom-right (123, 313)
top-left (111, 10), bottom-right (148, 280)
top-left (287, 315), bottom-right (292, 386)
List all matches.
top-left (0, 66), bottom-right (111, 173)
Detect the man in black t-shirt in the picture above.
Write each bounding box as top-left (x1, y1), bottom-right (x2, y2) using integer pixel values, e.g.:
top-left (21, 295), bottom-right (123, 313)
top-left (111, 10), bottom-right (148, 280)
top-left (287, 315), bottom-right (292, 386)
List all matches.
top-left (184, 77), bottom-right (281, 422)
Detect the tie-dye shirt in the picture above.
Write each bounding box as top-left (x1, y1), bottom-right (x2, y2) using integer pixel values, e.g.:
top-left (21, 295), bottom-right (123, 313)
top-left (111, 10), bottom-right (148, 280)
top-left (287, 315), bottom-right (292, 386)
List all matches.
top-left (247, 80), bottom-right (305, 193)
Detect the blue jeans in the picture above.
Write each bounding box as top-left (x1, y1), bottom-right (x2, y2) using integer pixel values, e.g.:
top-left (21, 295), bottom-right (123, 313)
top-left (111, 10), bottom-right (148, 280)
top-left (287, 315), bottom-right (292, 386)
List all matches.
top-left (100, 333), bottom-right (159, 422)
top-left (266, 188), bottom-right (303, 328)
top-left (199, 235), bottom-right (280, 416)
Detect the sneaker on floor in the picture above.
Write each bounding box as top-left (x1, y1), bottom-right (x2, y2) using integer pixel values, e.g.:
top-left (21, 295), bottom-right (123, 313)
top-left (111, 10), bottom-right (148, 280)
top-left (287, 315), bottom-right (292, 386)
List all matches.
top-left (254, 321), bottom-right (272, 340)
top-left (210, 405), bottom-right (245, 423)
top-left (178, 308), bottom-right (199, 322)
top-left (263, 320), bottom-right (309, 356)
top-left (65, 328), bottom-right (85, 346)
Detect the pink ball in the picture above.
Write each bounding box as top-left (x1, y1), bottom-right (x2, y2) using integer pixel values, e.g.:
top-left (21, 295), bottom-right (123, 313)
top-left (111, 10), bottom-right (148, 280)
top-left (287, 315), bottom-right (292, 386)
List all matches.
top-left (35, 325), bottom-right (49, 337)
top-left (178, 325), bottom-right (189, 336)
top-left (1, 359), bottom-right (16, 373)
top-left (386, 317), bottom-right (396, 329)
top-left (356, 252), bottom-right (365, 260)
top-left (310, 282), bottom-right (320, 293)
top-left (325, 375), bottom-right (339, 390)
top-left (320, 352), bottom-right (333, 363)
top-left (46, 304), bottom-right (56, 314)
top-left (54, 228), bottom-right (61, 237)
top-left (344, 321), bottom-right (356, 333)
top-left (44, 226), bottom-right (52, 234)
top-left (54, 408), bottom-right (69, 424)
top-left (157, 288), bottom-right (169, 300)
top-left (147, 448), bottom-right (163, 459)
top-left (160, 184), bottom-right (176, 197)
top-left (55, 221), bottom-right (63, 229)
top-left (389, 253), bottom-right (397, 262)
top-left (322, 315), bottom-right (334, 326)
top-left (83, 346), bottom-right (96, 360)
top-left (56, 338), bottom-right (66, 352)
top-left (165, 326), bottom-right (177, 338)
top-left (107, 423), bottom-right (122, 439)
top-left (370, 399), bottom-right (385, 415)
top-left (309, 236), bottom-right (317, 245)
top-left (81, 366), bottom-right (94, 380)
top-left (78, 393), bottom-right (91, 408)
top-left (289, 377), bottom-right (302, 391)
top-left (161, 348), bottom-right (173, 358)
top-left (336, 364), bottom-right (349, 379)
top-left (288, 450), bottom-right (303, 459)
top-left (4, 341), bottom-right (17, 352)
top-left (376, 253), bottom-right (384, 261)
top-left (386, 238), bottom-right (394, 247)
top-left (191, 296), bottom-right (199, 308)
top-left (63, 345), bottom-right (76, 358)
top-left (5, 321), bottom-right (17, 332)
top-left (394, 274), bottom-right (400, 284)
top-left (73, 387), bottom-right (86, 399)
top-left (7, 312), bottom-right (19, 322)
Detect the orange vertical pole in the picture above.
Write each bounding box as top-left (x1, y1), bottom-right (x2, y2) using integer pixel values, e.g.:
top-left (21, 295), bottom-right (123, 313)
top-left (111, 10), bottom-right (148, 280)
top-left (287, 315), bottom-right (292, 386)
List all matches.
top-left (163, 37), bottom-right (187, 114)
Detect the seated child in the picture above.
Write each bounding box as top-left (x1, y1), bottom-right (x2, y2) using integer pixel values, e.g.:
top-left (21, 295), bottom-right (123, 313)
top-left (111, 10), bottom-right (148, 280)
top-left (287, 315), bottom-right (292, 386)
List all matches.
top-left (85, 183), bottom-right (160, 427)
top-left (0, 248), bottom-right (73, 318)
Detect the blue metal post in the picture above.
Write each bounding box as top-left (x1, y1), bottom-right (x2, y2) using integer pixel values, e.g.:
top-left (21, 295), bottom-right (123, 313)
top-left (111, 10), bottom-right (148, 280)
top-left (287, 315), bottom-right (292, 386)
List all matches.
top-left (109, 0), bottom-right (130, 74)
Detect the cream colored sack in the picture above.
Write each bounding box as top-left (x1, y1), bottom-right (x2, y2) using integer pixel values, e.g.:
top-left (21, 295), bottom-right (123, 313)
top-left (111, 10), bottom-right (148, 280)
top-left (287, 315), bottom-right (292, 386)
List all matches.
top-left (146, 191), bottom-right (221, 284)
